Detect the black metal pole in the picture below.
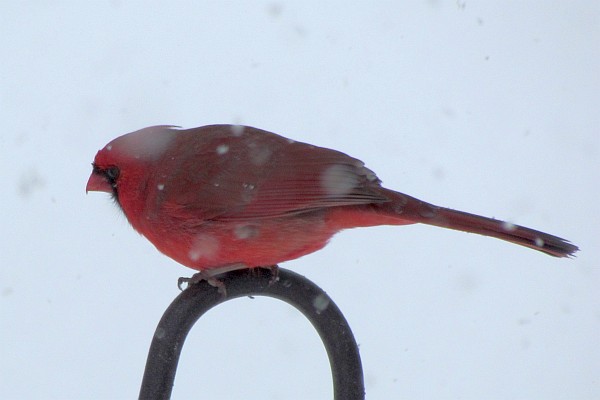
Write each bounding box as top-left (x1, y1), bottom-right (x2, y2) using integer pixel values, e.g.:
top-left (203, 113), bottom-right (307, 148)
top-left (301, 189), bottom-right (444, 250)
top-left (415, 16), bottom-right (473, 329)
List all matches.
top-left (139, 267), bottom-right (365, 399)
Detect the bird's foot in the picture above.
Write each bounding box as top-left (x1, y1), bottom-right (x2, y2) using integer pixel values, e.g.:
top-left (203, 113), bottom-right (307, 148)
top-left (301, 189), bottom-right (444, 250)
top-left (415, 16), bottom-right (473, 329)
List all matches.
top-left (177, 272), bottom-right (227, 296)
top-left (177, 264), bottom-right (251, 296)
top-left (245, 265), bottom-right (280, 288)
top-left (262, 265), bottom-right (280, 286)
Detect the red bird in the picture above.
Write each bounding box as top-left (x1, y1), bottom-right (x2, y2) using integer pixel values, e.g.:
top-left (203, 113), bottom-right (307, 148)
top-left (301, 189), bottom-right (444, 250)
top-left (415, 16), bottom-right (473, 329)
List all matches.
top-left (87, 125), bottom-right (578, 276)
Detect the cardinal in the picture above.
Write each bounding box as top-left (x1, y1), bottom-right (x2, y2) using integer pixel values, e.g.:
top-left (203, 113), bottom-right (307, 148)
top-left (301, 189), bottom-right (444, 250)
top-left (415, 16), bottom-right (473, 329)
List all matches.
top-left (87, 125), bottom-right (578, 279)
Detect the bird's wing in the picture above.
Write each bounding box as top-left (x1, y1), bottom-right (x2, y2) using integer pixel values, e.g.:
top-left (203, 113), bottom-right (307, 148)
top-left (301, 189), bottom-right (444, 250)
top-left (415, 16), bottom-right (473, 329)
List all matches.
top-left (158, 125), bottom-right (390, 222)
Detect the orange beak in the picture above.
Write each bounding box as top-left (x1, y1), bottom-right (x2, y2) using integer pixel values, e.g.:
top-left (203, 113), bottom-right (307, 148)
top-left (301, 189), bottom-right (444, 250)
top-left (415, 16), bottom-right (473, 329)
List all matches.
top-left (86, 172), bottom-right (112, 194)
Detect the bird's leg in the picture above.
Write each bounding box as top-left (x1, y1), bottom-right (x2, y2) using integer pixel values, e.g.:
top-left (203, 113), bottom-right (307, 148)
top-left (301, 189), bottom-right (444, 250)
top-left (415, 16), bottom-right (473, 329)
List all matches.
top-left (177, 263), bottom-right (250, 296)
top-left (263, 265), bottom-right (280, 285)
top-left (246, 265), bottom-right (280, 285)
top-left (177, 272), bottom-right (226, 295)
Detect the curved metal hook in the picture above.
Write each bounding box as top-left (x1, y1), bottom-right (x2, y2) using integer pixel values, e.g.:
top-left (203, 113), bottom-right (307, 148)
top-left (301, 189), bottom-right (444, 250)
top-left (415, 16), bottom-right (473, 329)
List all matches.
top-left (139, 267), bottom-right (365, 399)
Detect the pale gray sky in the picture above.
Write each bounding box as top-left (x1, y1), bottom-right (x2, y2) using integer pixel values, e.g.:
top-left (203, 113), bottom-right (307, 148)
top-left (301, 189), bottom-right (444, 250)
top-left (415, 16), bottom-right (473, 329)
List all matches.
top-left (1, 1), bottom-right (598, 399)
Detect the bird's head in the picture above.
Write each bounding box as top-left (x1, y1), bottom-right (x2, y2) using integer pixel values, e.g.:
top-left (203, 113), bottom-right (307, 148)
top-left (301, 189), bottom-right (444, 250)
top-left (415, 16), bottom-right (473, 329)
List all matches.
top-left (86, 125), bottom-right (180, 202)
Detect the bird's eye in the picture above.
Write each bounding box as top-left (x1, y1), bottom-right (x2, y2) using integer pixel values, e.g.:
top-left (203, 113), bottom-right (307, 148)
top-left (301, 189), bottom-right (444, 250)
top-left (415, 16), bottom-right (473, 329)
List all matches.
top-left (105, 166), bottom-right (120, 181)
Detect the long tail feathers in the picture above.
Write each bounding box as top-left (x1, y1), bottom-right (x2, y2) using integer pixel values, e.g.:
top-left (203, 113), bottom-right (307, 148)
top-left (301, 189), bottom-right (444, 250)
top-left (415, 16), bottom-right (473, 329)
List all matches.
top-left (421, 205), bottom-right (578, 258)
top-left (380, 190), bottom-right (579, 258)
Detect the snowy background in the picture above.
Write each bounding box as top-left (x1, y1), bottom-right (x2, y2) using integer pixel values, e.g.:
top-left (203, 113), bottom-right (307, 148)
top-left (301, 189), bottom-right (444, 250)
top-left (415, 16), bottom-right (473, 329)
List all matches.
top-left (1, 1), bottom-right (598, 399)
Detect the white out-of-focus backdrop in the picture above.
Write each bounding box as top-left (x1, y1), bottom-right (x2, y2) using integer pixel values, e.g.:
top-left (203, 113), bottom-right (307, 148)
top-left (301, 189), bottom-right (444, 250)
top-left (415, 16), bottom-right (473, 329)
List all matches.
top-left (1, 2), bottom-right (598, 399)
